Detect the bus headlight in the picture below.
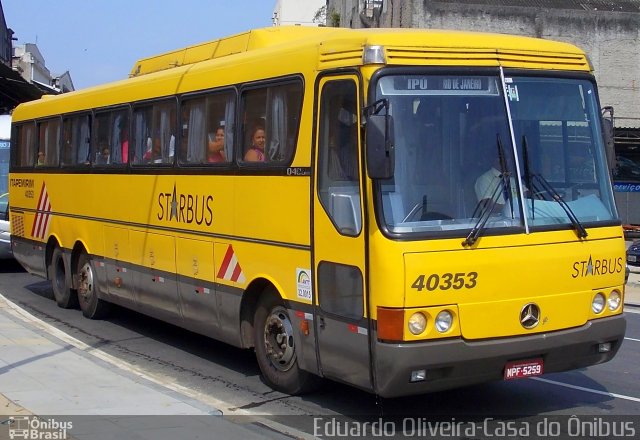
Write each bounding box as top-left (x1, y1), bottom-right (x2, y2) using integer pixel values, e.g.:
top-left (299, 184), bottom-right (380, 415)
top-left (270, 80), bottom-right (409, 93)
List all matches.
top-left (608, 290), bottom-right (621, 311)
top-left (435, 310), bottom-right (453, 333)
top-left (408, 312), bottom-right (427, 335)
top-left (592, 293), bottom-right (605, 314)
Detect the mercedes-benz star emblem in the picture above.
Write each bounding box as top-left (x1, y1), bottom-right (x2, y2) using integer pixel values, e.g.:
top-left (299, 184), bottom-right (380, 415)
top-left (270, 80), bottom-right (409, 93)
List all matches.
top-left (520, 303), bottom-right (540, 329)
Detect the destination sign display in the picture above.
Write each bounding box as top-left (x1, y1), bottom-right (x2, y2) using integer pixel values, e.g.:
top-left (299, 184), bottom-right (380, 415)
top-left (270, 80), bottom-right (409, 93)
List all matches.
top-left (393, 76), bottom-right (489, 92)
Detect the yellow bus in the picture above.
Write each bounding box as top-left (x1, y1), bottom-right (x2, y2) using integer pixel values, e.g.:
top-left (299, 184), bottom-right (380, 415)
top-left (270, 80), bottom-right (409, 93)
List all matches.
top-left (9, 26), bottom-right (626, 397)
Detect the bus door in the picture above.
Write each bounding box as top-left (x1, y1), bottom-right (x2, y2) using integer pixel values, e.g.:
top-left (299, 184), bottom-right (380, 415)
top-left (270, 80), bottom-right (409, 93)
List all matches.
top-left (313, 76), bottom-right (371, 390)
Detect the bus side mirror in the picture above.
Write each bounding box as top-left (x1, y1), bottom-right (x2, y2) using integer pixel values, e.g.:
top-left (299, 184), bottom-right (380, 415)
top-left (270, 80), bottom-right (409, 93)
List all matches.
top-left (366, 114), bottom-right (395, 179)
top-left (601, 106), bottom-right (615, 175)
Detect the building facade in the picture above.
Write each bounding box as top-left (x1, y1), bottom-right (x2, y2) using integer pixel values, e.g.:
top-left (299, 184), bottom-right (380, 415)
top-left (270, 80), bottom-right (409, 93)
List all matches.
top-left (1, 1), bottom-right (73, 112)
top-left (327, 0), bottom-right (640, 129)
top-left (272, 0), bottom-right (326, 26)
top-left (12, 43), bottom-right (74, 94)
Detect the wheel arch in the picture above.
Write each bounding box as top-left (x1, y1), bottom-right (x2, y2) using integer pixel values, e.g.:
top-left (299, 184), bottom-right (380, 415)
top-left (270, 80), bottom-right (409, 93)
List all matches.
top-left (239, 277), bottom-right (281, 349)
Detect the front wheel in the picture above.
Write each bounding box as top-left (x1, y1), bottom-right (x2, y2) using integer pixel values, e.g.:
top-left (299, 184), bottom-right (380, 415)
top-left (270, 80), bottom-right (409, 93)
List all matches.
top-left (76, 253), bottom-right (110, 319)
top-left (49, 247), bottom-right (78, 309)
top-left (254, 292), bottom-right (319, 395)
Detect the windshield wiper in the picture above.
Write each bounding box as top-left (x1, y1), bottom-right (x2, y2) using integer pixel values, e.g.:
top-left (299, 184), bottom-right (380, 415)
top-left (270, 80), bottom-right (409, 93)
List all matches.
top-left (521, 135), bottom-right (588, 239)
top-left (531, 173), bottom-right (588, 238)
top-left (496, 133), bottom-right (514, 218)
top-left (462, 135), bottom-right (513, 247)
top-left (522, 135), bottom-right (534, 219)
top-left (463, 180), bottom-right (503, 247)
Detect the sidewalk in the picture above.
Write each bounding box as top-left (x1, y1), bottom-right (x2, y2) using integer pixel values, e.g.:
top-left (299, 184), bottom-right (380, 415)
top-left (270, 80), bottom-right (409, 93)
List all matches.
top-left (0, 294), bottom-right (292, 440)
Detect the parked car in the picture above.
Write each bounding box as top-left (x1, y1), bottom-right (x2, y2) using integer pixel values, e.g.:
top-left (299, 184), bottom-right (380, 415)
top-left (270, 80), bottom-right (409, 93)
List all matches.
top-left (626, 239), bottom-right (640, 273)
top-left (0, 192), bottom-right (10, 259)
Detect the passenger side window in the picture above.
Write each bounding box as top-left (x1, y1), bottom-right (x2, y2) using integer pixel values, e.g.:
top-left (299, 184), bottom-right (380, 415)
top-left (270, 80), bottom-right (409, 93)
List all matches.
top-left (94, 108), bottom-right (129, 166)
top-left (61, 114), bottom-right (91, 166)
top-left (14, 123), bottom-right (36, 167)
top-left (132, 100), bottom-right (176, 165)
top-left (317, 80), bottom-right (361, 236)
top-left (180, 91), bottom-right (234, 164)
top-left (37, 118), bottom-right (61, 167)
top-left (240, 81), bottom-right (302, 164)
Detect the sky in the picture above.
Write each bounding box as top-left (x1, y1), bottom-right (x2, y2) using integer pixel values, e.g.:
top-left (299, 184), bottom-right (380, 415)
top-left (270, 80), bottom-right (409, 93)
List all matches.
top-left (3, 0), bottom-right (277, 90)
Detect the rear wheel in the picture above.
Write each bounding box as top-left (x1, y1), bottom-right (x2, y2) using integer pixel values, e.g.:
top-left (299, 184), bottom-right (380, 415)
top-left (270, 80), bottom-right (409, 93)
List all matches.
top-left (49, 247), bottom-right (78, 309)
top-left (254, 292), bottom-right (319, 395)
top-left (76, 253), bottom-right (110, 319)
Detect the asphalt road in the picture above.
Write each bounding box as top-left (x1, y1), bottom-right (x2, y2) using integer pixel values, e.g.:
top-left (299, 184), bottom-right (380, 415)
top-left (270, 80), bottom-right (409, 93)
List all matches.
top-left (1, 259), bottom-right (639, 434)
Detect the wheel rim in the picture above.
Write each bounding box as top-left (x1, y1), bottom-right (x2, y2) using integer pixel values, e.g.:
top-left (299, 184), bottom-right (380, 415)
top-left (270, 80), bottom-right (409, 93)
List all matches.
top-left (263, 306), bottom-right (296, 372)
top-left (78, 261), bottom-right (94, 303)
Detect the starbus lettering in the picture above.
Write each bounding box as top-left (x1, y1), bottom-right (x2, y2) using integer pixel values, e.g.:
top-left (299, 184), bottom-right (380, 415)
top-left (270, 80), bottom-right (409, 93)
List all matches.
top-left (571, 255), bottom-right (623, 278)
top-left (157, 183), bottom-right (213, 226)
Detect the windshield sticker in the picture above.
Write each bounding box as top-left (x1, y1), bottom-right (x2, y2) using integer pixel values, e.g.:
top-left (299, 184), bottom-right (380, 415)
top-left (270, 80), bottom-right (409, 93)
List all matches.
top-left (506, 84), bottom-right (519, 102)
top-left (296, 268), bottom-right (312, 301)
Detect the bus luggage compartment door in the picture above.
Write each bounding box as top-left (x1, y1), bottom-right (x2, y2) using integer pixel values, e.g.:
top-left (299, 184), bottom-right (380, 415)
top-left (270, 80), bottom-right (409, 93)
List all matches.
top-left (130, 230), bottom-right (180, 320)
top-left (103, 226), bottom-right (136, 307)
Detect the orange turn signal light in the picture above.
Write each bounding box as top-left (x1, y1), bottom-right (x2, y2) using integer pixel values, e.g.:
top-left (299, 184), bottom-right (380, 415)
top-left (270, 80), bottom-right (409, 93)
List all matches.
top-left (300, 319), bottom-right (309, 336)
top-left (377, 307), bottom-right (404, 341)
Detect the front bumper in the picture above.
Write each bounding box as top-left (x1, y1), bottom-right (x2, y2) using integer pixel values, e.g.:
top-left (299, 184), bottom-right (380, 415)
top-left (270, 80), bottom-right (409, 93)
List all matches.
top-left (374, 315), bottom-right (625, 398)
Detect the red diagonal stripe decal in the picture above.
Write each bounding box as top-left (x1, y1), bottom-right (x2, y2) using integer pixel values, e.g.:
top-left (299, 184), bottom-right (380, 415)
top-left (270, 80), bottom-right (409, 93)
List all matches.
top-left (217, 245), bottom-right (234, 279)
top-left (31, 183), bottom-right (46, 237)
top-left (231, 263), bottom-right (242, 282)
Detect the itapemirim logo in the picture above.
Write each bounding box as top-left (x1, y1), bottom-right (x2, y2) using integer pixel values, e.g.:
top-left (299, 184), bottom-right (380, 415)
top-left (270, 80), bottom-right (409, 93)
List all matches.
top-left (4, 416), bottom-right (72, 440)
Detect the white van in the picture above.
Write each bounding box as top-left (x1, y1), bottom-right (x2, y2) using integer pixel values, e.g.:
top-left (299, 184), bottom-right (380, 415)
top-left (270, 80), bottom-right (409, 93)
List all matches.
top-left (0, 114), bottom-right (11, 258)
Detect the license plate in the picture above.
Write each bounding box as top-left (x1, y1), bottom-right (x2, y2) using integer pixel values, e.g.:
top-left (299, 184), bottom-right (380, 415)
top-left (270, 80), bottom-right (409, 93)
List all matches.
top-left (504, 358), bottom-right (544, 380)
top-left (628, 255), bottom-right (637, 263)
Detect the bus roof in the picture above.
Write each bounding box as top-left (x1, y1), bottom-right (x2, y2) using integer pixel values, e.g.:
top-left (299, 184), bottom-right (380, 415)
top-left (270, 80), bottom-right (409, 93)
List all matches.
top-left (129, 26), bottom-right (588, 77)
top-left (12, 26), bottom-right (590, 121)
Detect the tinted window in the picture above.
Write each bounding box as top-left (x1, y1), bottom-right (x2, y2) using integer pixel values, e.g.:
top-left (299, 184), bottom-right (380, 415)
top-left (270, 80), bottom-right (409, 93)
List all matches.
top-left (317, 79), bottom-right (361, 236)
top-left (94, 108), bottom-right (129, 166)
top-left (180, 92), bottom-right (234, 164)
top-left (62, 114), bottom-right (91, 166)
top-left (240, 81), bottom-right (302, 164)
top-left (132, 100), bottom-right (176, 165)
top-left (14, 123), bottom-right (36, 167)
top-left (37, 118), bottom-right (61, 167)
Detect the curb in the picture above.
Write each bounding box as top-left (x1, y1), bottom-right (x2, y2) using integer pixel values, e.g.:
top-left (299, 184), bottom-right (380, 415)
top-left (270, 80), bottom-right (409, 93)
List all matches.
top-left (0, 393), bottom-right (32, 417)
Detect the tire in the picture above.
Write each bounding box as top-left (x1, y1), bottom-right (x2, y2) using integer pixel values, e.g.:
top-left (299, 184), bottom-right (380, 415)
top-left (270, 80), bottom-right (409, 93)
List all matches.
top-left (254, 292), bottom-right (320, 395)
top-left (76, 253), bottom-right (110, 319)
top-left (49, 247), bottom-right (78, 309)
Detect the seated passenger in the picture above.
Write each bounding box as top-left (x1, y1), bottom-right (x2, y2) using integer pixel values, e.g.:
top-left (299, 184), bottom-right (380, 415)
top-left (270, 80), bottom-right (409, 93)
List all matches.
top-left (96, 147), bottom-right (110, 165)
top-left (143, 137), bottom-right (163, 163)
top-left (207, 126), bottom-right (226, 163)
top-left (474, 157), bottom-right (522, 212)
top-left (244, 126), bottom-right (266, 162)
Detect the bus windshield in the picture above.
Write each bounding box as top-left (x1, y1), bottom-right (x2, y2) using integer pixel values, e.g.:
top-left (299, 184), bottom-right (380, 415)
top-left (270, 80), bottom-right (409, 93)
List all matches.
top-left (374, 72), bottom-right (617, 237)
